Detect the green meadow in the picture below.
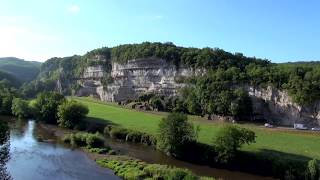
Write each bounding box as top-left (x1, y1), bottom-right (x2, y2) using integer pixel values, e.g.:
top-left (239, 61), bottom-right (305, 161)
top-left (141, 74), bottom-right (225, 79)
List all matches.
top-left (74, 97), bottom-right (320, 160)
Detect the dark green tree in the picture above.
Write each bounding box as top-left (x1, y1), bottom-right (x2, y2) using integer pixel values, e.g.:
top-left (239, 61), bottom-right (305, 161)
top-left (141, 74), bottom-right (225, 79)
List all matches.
top-left (213, 125), bottom-right (256, 163)
top-left (34, 92), bottom-right (65, 124)
top-left (57, 100), bottom-right (89, 129)
top-left (157, 113), bottom-right (198, 157)
top-left (11, 98), bottom-right (31, 119)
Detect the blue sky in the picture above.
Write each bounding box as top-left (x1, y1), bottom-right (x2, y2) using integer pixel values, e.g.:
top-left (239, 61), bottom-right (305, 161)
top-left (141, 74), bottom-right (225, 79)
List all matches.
top-left (0, 0), bottom-right (319, 62)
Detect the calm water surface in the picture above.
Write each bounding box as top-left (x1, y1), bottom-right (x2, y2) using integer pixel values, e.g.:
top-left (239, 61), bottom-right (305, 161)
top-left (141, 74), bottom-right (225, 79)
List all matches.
top-left (2, 118), bottom-right (119, 180)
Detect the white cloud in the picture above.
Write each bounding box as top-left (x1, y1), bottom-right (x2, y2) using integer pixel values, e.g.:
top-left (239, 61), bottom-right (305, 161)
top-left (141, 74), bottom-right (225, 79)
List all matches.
top-left (67, 5), bottom-right (80, 14)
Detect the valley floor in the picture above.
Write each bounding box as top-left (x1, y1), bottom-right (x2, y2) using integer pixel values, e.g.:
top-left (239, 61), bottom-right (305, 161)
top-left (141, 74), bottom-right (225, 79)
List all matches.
top-left (73, 97), bottom-right (320, 160)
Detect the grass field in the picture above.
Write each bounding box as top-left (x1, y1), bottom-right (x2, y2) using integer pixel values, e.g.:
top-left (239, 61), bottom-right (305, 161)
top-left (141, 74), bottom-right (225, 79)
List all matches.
top-left (74, 97), bottom-right (320, 160)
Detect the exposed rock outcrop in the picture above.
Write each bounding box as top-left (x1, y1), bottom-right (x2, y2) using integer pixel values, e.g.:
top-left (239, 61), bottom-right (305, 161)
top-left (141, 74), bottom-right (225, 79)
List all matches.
top-left (75, 57), bottom-right (320, 126)
top-left (100, 58), bottom-right (193, 102)
top-left (248, 86), bottom-right (320, 127)
top-left (77, 58), bottom-right (193, 102)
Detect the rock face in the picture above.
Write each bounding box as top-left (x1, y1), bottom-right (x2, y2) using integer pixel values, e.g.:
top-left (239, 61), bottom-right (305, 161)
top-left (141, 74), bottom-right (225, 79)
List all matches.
top-left (75, 57), bottom-right (320, 126)
top-left (77, 58), bottom-right (193, 102)
top-left (76, 65), bottom-right (104, 97)
top-left (248, 86), bottom-right (320, 127)
top-left (101, 58), bottom-right (192, 102)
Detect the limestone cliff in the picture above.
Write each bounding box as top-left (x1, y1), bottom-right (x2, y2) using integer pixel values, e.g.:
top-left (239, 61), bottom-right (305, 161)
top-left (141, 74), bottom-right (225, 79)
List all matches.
top-left (248, 86), bottom-right (320, 126)
top-left (77, 58), bottom-right (193, 101)
top-left (75, 57), bottom-right (320, 127)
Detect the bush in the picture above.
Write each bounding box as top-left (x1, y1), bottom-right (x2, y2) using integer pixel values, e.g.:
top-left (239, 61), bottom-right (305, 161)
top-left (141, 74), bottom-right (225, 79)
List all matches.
top-left (109, 127), bottom-right (129, 140)
top-left (86, 133), bottom-right (104, 148)
top-left (57, 100), bottom-right (89, 129)
top-left (125, 131), bottom-right (143, 143)
top-left (63, 132), bottom-right (104, 148)
top-left (150, 96), bottom-right (164, 111)
top-left (213, 125), bottom-right (256, 163)
top-left (141, 133), bottom-right (157, 146)
top-left (104, 125), bottom-right (156, 146)
top-left (97, 158), bottom-right (214, 180)
top-left (11, 98), bottom-right (31, 119)
top-left (306, 159), bottom-right (319, 180)
top-left (157, 113), bottom-right (198, 157)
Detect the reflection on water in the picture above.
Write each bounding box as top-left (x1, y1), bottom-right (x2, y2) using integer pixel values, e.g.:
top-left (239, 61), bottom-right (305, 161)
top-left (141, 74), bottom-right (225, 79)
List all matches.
top-left (0, 120), bottom-right (11, 180)
top-left (1, 118), bottom-right (120, 180)
top-left (0, 143), bottom-right (11, 180)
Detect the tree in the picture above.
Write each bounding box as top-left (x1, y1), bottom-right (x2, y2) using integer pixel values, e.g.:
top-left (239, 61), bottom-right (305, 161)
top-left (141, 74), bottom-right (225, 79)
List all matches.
top-left (0, 95), bottom-right (14, 115)
top-left (11, 98), bottom-right (30, 119)
top-left (157, 113), bottom-right (198, 157)
top-left (34, 92), bottom-right (65, 124)
top-left (150, 96), bottom-right (164, 111)
top-left (57, 100), bottom-right (89, 129)
top-left (213, 125), bottom-right (255, 163)
top-left (0, 85), bottom-right (16, 115)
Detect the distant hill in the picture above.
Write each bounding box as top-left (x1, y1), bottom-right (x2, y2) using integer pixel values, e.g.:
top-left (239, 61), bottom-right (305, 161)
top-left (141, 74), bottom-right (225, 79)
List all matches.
top-left (0, 70), bottom-right (21, 87)
top-left (0, 57), bottom-right (41, 83)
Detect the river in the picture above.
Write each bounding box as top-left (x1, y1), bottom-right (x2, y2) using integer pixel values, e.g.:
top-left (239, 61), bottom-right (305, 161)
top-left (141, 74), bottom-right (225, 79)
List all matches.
top-left (1, 118), bottom-right (120, 180)
top-left (0, 117), bottom-right (275, 180)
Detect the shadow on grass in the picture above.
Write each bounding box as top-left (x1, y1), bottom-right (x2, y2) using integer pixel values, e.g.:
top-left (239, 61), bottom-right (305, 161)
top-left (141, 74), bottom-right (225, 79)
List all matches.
top-left (179, 142), bottom-right (312, 179)
top-left (84, 117), bottom-right (119, 133)
top-left (223, 149), bottom-right (312, 178)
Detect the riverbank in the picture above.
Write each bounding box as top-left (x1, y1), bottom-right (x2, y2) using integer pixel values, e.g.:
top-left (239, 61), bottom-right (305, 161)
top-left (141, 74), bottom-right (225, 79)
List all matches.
top-left (39, 122), bottom-right (275, 180)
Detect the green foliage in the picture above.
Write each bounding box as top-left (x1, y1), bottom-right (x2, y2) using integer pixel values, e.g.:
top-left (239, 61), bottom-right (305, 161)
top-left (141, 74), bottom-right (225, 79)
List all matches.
top-left (63, 132), bottom-right (104, 148)
top-left (109, 126), bottom-right (129, 140)
top-left (34, 92), bottom-right (65, 124)
top-left (87, 147), bottom-right (113, 154)
top-left (305, 159), bottom-right (319, 180)
top-left (213, 125), bottom-right (256, 163)
top-left (157, 113), bottom-right (198, 157)
top-left (0, 57), bottom-right (40, 83)
top-left (149, 96), bottom-right (164, 111)
top-left (181, 72), bottom-right (252, 119)
top-left (138, 93), bottom-right (155, 102)
top-left (110, 42), bottom-right (268, 68)
top-left (20, 79), bottom-right (57, 98)
top-left (0, 71), bottom-right (21, 87)
top-left (96, 158), bottom-right (214, 180)
top-left (11, 98), bottom-right (31, 119)
top-left (57, 100), bottom-right (89, 129)
top-left (104, 125), bottom-right (157, 146)
top-left (0, 83), bottom-right (17, 115)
